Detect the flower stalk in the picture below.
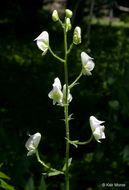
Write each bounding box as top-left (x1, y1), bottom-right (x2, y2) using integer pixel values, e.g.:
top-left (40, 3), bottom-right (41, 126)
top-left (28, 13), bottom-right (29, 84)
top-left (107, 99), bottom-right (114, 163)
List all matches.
top-left (36, 150), bottom-right (64, 174)
top-left (69, 70), bottom-right (83, 89)
top-left (67, 43), bottom-right (73, 55)
top-left (64, 17), bottom-right (70, 190)
top-left (49, 47), bottom-right (65, 63)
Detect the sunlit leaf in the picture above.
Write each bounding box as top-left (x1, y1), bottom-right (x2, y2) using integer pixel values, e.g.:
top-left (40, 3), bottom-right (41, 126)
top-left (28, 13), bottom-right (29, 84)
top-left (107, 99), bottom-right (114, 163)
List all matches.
top-left (0, 172), bottom-right (10, 180)
top-left (0, 179), bottom-right (15, 190)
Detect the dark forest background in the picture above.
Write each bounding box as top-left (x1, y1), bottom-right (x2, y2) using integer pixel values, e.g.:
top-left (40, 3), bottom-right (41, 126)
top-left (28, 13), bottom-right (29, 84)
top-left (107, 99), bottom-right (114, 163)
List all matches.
top-left (0, 0), bottom-right (129, 190)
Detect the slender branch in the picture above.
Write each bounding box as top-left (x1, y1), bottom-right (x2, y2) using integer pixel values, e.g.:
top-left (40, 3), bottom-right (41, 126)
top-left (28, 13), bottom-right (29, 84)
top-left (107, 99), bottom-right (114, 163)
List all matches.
top-left (64, 18), bottom-right (70, 190)
top-left (36, 150), bottom-right (64, 174)
top-left (66, 134), bottom-right (93, 147)
top-left (76, 134), bottom-right (93, 145)
top-left (67, 43), bottom-right (73, 55)
top-left (49, 47), bottom-right (65, 63)
top-left (69, 70), bottom-right (82, 89)
top-left (59, 18), bottom-right (64, 28)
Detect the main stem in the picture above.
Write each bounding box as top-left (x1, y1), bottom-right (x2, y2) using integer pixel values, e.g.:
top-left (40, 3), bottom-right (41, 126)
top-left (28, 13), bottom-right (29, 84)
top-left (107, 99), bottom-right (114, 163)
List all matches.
top-left (64, 20), bottom-right (70, 190)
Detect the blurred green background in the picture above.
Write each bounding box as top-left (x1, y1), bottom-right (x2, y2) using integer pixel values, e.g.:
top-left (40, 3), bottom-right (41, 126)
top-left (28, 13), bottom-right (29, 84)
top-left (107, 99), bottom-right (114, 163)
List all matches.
top-left (0, 0), bottom-right (129, 189)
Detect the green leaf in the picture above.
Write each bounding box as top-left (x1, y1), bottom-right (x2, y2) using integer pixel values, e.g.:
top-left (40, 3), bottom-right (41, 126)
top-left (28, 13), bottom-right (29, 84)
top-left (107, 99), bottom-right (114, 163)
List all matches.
top-left (47, 171), bottom-right (63, 177)
top-left (0, 172), bottom-right (10, 180)
top-left (68, 114), bottom-right (74, 121)
top-left (62, 157), bottom-right (72, 172)
top-left (0, 179), bottom-right (15, 190)
top-left (38, 176), bottom-right (47, 190)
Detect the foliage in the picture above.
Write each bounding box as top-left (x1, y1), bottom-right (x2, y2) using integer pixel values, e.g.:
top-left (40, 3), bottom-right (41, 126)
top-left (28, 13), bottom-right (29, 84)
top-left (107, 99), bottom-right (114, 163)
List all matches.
top-left (0, 171), bottom-right (15, 190)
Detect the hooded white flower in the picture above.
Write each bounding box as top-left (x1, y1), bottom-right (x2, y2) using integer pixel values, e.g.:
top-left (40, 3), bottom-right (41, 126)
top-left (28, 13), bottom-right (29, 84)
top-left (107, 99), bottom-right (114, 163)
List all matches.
top-left (48, 78), bottom-right (72, 106)
top-left (89, 116), bottom-right (105, 143)
top-left (48, 77), bottom-right (63, 105)
top-left (34, 31), bottom-right (49, 55)
top-left (73, 26), bottom-right (81, 45)
top-left (81, 52), bottom-right (95, 76)
top-left (62, 84), bottom-right (72, 104)
top-left (25, 132), bottom-right (41, 156)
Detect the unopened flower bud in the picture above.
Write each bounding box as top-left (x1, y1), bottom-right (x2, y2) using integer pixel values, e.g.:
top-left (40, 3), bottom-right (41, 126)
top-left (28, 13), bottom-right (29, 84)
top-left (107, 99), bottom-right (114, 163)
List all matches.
top-left (65, 9), bottom-right (73, 18)
top-left (66, 18), bottom-right (71, 32)
top-left (73, 26), bottom-right (81, 45)
top-left (52, 10), bottom-right (59, 22)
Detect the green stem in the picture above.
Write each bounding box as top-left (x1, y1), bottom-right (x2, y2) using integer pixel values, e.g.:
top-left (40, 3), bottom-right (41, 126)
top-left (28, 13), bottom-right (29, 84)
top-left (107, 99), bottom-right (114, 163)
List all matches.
top-left (64, 18), bottom-right (70, 190)
top-left (59, 18), bottom-right (64, 28)
top-left (67, 43), bottom-right (73, 54)
top-left (65, 134), bottom-right (93, 148)
top-left (36, 150), bottom-right (63, 174)
top-left (69, 70), bottom-right (82, 89)
top-left (49, 47), bottom-right (65, 63)
top-left (76, 134), bottom-right (93, 145)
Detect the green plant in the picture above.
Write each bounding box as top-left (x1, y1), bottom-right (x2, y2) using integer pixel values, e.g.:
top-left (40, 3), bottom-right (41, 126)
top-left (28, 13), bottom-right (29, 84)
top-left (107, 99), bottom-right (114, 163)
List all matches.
top-left (25, 9), bottom-right (106, 190)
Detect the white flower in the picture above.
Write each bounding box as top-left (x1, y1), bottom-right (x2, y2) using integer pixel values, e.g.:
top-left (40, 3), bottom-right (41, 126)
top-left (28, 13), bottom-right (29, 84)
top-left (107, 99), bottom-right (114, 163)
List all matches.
top-left (52, 10), bottom-right (59, 22)
top-left (89, 116), bottom-right (105, 143)
top-left (81, 52), bottom-right (95, 76)
top-left (25, 132), bottom-right (41, 156)
top-left (48, 78), bottom-right (72, 106)
top-left (34, 31), bottom-right (49, 55)
top-left (73, 26), bottom-right (81, 45)
top-left (48, 77), bottom-right (63, 105)
top-left (66, 18), bottom-right (71, 32)
top-left (65, 9), bottom-right (73, 18)
top-left (62, 84), bottom-right (72, 104)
